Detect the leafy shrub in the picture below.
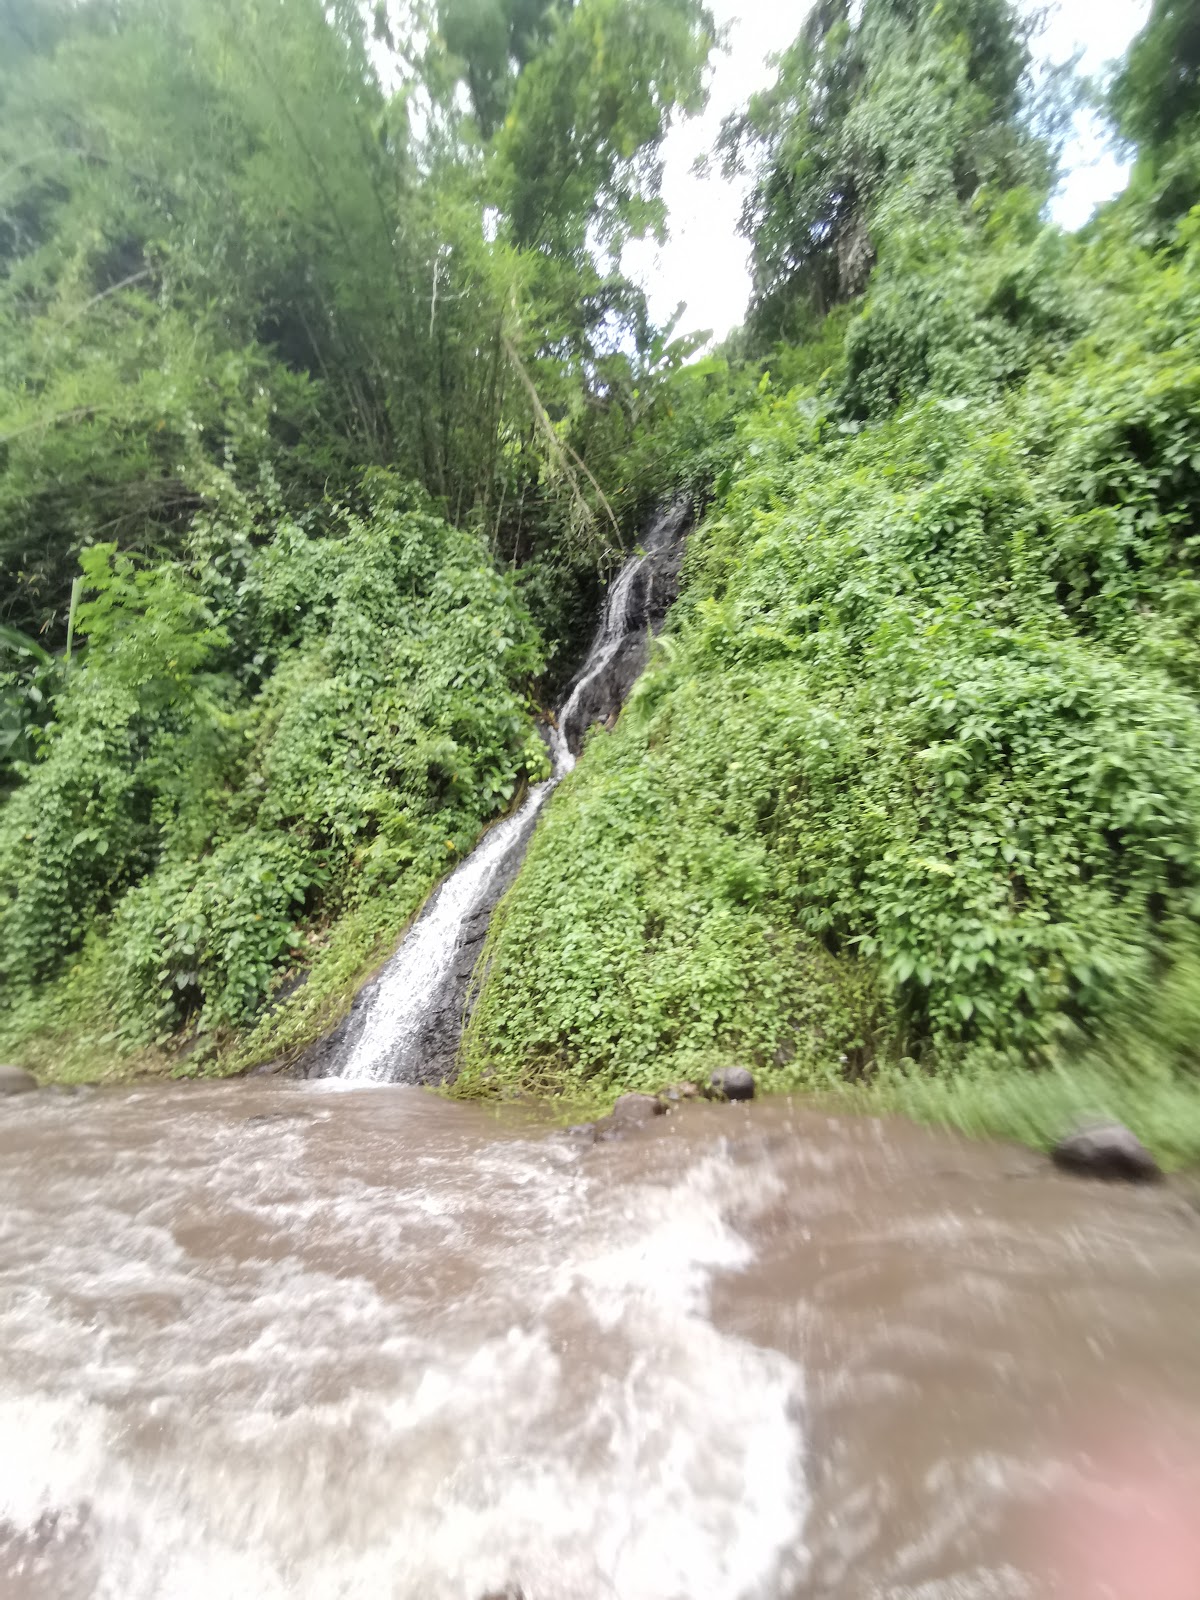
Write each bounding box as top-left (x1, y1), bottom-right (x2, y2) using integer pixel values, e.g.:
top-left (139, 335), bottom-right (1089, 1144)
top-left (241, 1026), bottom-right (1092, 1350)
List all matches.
top-left (0, 625), bottom-right (64, 781)
top-left (0, 684), bottom-right (155, 986)
top-left (0, 477), bottom-right (545, 1043)
top-left (466, 214), bottom-right (1200, 1088)
top-left (839, 208), bottom-right (1082, 416)
top-left (106, 834), bottom-right (319, 1038)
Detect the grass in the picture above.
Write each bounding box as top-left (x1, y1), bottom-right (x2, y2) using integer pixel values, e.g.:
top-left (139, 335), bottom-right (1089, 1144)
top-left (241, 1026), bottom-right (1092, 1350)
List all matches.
top-left (6, 883), bottom-right (1200, 1179)
top-left (7, 998), bottom-right (1200, 1175)
top-left (843, 1056), bottom-right (1200, 1172)
top-left (226, 877), bottom-right (435, 1073)
top-left (0, 938), bottom-right (179, 1084)
top-left (454, 1020), bottom-right (1200, 1169)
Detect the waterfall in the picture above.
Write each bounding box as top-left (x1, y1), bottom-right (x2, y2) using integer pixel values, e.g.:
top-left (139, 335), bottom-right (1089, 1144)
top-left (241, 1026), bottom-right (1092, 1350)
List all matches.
top-left (550, 514), bottom-right (674, 774)
top-left (304, 500), bottom-right (691, 1084)
top-left (336, 777), bottom-right (561, 1081)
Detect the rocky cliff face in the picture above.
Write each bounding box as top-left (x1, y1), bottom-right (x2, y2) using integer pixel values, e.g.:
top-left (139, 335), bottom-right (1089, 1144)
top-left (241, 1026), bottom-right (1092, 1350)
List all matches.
top-left (555, 505), bottom-right (690, 760)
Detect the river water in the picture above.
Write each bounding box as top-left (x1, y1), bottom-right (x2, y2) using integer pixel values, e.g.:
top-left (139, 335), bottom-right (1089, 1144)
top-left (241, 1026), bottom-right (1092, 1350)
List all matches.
top-left (2, 1082), bottom-right (1199, 1599)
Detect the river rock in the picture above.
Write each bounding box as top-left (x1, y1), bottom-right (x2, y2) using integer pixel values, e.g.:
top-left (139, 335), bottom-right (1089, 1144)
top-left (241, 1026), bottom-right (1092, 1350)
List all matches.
top-left (611, 1092), bottom-right (665, 1123)
top-left (662, 1081), bottom-right (700, 1103)
top-left (0, 1065), bottom-right (37, 1097)
top-left (247, 1057), bottom-right (286, 1078)
top-left (1052, 1120), bottom-right (1161, 1183)
top-left (709, 1067), bottom-right (755, 1102)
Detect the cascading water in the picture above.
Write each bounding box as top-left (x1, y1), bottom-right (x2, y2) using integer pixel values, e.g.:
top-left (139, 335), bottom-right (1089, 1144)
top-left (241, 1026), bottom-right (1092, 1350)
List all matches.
top-left (548, 504), bottom-right (684, 773)
top-left (300, 499), bottom-right (691, 1084)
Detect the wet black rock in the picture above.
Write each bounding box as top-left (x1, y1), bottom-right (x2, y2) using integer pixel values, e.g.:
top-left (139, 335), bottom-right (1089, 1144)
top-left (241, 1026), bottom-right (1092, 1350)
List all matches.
top-left (1052, 1120), bottom-right (1161, 1183)
top-left (710, 1067), bottom-right (755, 1103)
top-left (611, 1093), bottom-right (665, 1123)
top-left (570, 1095), bottom-right (666, 1146)
top-left (555, 500), bottom-right (692, 760)
top-left (0, 1065), bottom-right (37, 1097)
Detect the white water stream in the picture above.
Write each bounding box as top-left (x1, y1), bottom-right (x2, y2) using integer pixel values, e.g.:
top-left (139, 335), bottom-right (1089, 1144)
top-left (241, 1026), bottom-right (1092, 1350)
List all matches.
top-left (0, 1086), bottom-right (811, 1600)
top-left (338, 773), bottom-right (561, 1081)
top-left (339, 504), bottom-right (688, 1082)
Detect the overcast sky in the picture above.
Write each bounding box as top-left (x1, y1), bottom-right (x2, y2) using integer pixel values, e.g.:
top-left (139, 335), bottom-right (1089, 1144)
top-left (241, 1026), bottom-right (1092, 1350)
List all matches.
top-left (623, 0), bottom-right (1154, 344)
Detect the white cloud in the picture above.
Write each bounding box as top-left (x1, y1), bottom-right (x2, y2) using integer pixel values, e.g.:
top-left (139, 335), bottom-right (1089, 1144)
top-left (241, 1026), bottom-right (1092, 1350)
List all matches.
top-left (621, 1), bottom-right (803, 343)
top-left (1044, 0), bottom-right (1154, 231)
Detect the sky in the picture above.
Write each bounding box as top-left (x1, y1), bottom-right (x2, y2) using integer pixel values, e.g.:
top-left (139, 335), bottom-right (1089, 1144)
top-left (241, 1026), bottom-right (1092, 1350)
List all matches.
top-left (622, 0), bottom-right (1155, 344)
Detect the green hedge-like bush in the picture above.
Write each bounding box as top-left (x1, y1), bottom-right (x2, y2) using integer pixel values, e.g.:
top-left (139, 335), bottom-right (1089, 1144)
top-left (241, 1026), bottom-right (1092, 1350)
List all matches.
top-left (0, 477), bottom-right (546, 1043)
top-left (464, 212), bottom-right (1200, 1089)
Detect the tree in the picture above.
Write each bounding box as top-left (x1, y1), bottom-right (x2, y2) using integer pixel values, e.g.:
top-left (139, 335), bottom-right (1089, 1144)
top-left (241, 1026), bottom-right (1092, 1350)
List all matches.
top-left (437, 0), bottom-right (573, 136)
top-left (0, 0), bottom-right (715, 647)
top-left (1111, 0), bottom-right (1200, 226)
top-left (1113, 0), bottom-right (1200, 154)
top-left (722, 0), bottom-right (1047, 343)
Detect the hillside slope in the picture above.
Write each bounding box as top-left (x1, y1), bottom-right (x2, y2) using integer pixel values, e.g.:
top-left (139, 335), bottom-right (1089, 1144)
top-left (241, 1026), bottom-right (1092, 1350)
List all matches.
top-left (463, 1), bottom-right (1200, 1152)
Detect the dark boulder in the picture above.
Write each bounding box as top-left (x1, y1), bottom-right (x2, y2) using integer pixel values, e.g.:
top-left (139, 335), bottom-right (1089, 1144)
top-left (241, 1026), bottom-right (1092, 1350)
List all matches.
top-left (247, 1057), bottom-right (286, 1078)
top-left (611, 1092), bottom-right (665, 1123)
top-left (709, 1067), bottom-right (755, 1103)
top-left (571, 1095), bottom-right (667, 1146)
top-left (1052, 1121), bottom-right (1161, 1184)
top-left (0, 1064), bottom-right (37, 1097)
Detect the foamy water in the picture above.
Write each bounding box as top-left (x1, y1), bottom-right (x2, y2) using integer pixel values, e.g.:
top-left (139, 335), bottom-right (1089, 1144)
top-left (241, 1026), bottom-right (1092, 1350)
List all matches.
top-left (339, 777), bottom-right (559, 1081)
top-left (0, 1084), bottom-right (808, 1600)
top-left (5, 1085), bottom-right (1200, 1599)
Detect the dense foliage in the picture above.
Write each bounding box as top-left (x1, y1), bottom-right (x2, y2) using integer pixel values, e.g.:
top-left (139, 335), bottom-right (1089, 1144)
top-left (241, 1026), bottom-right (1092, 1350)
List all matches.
top-left (462, 0), bottom-right (1200, 1102)
top-left (719, 0), bottom-right (1057, 343)
top-left (1113, 0), bottom-right (1200, 233)
top-left (0, 0), bottom-right (713, 642)
top-left (0, 0), bottom-right (714, 1065)
top-left (6, 0), bottom-right (1200, 1130)
top-left (0, 476), bottom-right (545, 1043)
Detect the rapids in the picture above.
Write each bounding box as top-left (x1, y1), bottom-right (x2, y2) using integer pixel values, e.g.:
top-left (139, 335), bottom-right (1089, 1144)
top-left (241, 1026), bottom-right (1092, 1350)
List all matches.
top-left (2, 1081), bottom-right (1199, 1599)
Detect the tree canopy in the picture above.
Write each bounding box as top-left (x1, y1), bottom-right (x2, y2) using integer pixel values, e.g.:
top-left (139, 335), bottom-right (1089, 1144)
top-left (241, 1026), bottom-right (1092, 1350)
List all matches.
top-left (0, 0), bottom-right (714, 645)
top-left (1113, 0), bottom-right (1200, 153)
top-left (721, 0), bottom-right (1050, 342)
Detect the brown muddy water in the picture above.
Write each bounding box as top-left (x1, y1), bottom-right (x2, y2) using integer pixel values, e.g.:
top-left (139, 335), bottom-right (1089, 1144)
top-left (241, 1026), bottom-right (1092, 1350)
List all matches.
top-left (1, 1081), bottom-right (1199, 1599)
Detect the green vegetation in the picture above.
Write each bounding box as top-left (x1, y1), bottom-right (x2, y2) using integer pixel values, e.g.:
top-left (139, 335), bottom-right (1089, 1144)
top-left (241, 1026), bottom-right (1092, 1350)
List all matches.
top-left (0, 0), bottom-right (716, 1073)
top-left (4, 0), bottom-right (1200, 1163)
top-left (2, 478), bottom-right (548, 1066)
top-left (463, 0), bottom-right (1200, 1158)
